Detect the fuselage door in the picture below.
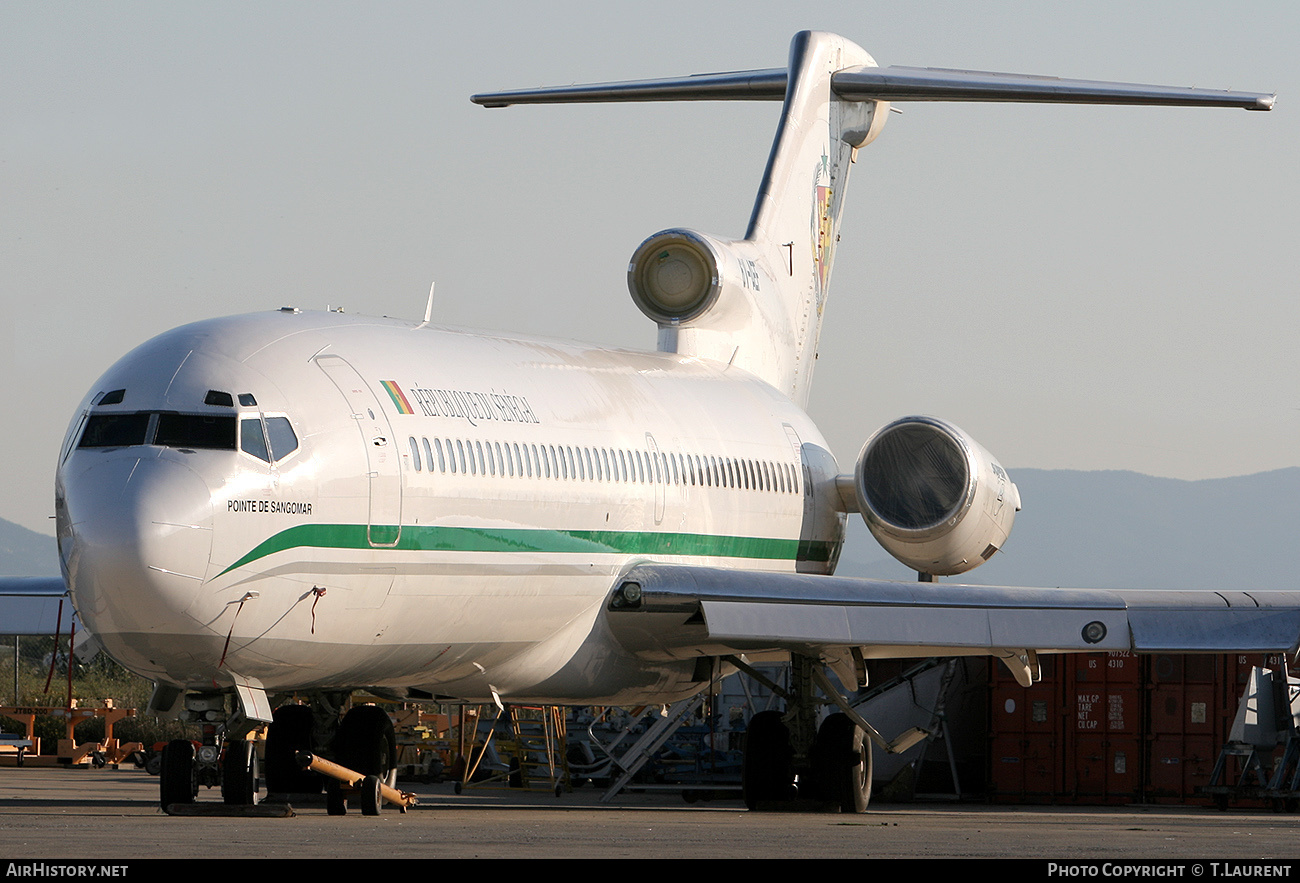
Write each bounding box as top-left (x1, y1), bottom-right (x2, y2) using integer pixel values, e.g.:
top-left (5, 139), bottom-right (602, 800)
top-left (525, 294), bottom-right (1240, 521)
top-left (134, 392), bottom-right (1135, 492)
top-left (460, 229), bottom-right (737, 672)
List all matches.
top-left (315, 354), bottom-right (403, 547)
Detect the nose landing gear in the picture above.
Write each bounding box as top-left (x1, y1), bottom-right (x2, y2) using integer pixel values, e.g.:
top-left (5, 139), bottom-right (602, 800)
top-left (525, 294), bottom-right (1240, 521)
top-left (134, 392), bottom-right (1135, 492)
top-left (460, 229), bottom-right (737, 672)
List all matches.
top-left (158, 692), bottom-right (255, 813)
top-left (157, 689), bottom-right (405, 816)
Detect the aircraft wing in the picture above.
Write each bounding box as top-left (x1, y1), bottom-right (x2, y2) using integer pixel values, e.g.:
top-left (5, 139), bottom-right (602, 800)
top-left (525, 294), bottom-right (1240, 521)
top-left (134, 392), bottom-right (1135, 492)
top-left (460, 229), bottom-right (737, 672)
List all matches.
top-left (0, 577), bottom-right (74, 636)
top-left (604, 564), bottom-right (1300, 684)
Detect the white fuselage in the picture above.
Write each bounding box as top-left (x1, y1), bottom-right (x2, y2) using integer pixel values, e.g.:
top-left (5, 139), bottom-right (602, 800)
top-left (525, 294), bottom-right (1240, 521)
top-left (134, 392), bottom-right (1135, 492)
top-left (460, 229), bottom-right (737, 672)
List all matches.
top-left (57, 309), bottom-right (845, 704)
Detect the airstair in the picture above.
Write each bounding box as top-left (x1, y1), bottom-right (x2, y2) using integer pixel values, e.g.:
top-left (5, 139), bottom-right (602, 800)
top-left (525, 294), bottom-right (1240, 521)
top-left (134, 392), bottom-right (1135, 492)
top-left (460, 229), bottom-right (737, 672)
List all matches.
top-left (1204, 660), bottom-right (1300, 811)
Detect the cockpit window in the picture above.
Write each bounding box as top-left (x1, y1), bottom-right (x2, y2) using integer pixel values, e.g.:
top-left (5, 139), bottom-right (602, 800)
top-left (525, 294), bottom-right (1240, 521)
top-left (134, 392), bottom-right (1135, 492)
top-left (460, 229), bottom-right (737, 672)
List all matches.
top-left (240, 418), bottom-right (270, 462)
top-left (77, 405), bottom-right (296, 461)
top-left (78, 412), bottom-right (151, 448)
top-left (239, 415), bottom-right (297, 463)
top-left (155, 413), bottom-right (236, 449)
top-left (265, 417), bottom-right (298, 460)
top-left (79, 411), bottom-right (237, 451)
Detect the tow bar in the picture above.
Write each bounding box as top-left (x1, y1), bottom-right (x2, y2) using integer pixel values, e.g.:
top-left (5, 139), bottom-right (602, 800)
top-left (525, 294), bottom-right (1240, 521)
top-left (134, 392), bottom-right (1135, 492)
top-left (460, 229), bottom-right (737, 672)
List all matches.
top-left (296, 751), bottom-right (417, 814)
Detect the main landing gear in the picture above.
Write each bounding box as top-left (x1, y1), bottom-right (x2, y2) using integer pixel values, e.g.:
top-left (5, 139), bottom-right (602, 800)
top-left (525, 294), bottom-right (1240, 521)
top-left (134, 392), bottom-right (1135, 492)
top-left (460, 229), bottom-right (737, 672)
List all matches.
top-left (733, 653), bottom-right (889, 813)
top-left (324, 703), bottom-right (397, 816)
top-left (261, 693), bottom-right (398, 814)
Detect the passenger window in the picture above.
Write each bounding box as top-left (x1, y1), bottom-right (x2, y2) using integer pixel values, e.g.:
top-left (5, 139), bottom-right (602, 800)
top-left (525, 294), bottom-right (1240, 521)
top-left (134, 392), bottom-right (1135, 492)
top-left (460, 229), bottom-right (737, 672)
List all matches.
top-left (409, 437), bottom-right (421, 472)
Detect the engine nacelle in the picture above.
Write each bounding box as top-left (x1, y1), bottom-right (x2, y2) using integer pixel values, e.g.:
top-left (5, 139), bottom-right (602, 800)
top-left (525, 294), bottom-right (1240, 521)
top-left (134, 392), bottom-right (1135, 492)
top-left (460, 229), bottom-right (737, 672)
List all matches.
top-left (627, 229), bottom-right (768, 326)
top-left (854, 416), bottom-right (1020, 576)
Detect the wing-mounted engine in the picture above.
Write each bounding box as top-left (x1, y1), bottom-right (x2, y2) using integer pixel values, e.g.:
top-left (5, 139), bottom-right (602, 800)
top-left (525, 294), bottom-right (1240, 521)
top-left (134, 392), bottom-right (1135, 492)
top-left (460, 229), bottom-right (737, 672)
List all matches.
top-left (848, 416), bottom-right (1020, 576)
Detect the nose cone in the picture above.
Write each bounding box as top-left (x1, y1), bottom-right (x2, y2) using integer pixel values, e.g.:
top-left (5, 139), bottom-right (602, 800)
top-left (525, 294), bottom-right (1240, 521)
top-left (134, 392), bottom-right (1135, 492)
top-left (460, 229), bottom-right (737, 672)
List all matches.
top-left (61, 453), bottom-right (215, 674)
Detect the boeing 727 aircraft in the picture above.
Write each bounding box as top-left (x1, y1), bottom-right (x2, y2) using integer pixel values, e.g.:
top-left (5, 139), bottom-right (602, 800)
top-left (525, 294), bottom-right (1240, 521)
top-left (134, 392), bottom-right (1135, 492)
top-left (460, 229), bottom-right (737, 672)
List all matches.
top-left (11, 31), bottom-right (1299, 814)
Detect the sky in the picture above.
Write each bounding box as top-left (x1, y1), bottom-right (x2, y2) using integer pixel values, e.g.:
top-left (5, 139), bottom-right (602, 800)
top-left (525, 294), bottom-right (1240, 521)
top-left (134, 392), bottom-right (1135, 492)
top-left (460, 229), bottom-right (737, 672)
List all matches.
top-left (3, 1), bottom-right (1296, 536)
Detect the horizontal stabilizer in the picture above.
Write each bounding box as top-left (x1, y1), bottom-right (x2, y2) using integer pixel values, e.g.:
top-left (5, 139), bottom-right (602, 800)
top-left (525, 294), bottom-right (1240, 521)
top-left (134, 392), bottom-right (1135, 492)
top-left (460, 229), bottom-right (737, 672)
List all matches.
top-left (832, 66), bottom-right (1274, 110)
top-left (474, 64), bottom-right (1273, 111)
top-left (471, 69), bottom-right (787, 106)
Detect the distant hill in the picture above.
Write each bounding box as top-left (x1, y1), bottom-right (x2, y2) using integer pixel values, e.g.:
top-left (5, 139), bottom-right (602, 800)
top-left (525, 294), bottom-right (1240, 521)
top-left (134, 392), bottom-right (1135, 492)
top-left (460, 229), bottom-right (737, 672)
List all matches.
top-left (2, 467), bottom-right (1296, 588)
top-left (0, 518), bottom-right (60, 577)
top-left (836, 467), bottom-right (1300, 591)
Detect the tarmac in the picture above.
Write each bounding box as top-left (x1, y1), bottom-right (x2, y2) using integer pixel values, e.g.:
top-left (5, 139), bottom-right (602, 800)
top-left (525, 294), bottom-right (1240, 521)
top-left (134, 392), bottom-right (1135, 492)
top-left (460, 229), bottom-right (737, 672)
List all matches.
top-left (3, 765), bottom-right (1300, 861)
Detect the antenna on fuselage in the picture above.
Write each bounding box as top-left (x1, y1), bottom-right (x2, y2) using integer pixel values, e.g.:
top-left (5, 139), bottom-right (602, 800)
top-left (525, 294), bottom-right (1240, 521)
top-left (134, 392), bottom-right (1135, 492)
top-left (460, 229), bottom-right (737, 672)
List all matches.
top-left (415, 281), bottom-right (435, 329)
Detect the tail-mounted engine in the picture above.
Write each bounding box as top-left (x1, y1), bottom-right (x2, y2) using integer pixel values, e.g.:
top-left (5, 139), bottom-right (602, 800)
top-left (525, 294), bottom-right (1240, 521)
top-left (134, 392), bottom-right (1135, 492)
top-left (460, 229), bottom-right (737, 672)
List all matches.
top-left (851, 416), bottom-right (1020, 576)
top-left (627, 229), bottom-right (770, 326)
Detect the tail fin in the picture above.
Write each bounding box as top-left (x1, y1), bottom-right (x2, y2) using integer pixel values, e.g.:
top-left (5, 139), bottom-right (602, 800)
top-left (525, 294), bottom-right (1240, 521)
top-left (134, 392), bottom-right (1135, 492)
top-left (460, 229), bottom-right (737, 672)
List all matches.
top-left (731, 32), bottom-right (886, 405)
top-left (473, 32), bottom-right (1272, 406)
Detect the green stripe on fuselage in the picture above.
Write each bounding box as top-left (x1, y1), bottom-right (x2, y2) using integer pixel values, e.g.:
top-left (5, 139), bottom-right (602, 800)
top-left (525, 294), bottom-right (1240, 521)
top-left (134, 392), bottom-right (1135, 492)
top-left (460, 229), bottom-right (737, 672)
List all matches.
top-left (218, 524), bottom-right (832, 577)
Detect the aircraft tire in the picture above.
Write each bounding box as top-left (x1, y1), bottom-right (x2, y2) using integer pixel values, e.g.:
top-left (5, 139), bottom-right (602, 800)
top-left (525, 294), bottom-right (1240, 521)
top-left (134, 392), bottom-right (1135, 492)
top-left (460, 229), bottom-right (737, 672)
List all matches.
top-left (360, 775), bottom-right (383, 816)
top-left (265, 704), bottom-right (321, 795)
top-left (812, 712), bottom-right (871, 813)
top-left (220, 738), bottom-right (258, 805)
top-left (741, 710), bottom-right (794, 810)
top-left (335, 705), bottom-right (397, 781)
top-left (326, 780), bottom-right (347, 815)
top-left (159, 739), bottom-right (197, 811)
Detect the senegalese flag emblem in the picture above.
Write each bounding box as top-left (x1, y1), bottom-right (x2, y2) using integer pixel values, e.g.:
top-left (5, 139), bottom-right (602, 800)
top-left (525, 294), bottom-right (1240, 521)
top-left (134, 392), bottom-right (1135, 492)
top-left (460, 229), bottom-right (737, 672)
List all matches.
top-left (380, 381), bottom-right (414, 415)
